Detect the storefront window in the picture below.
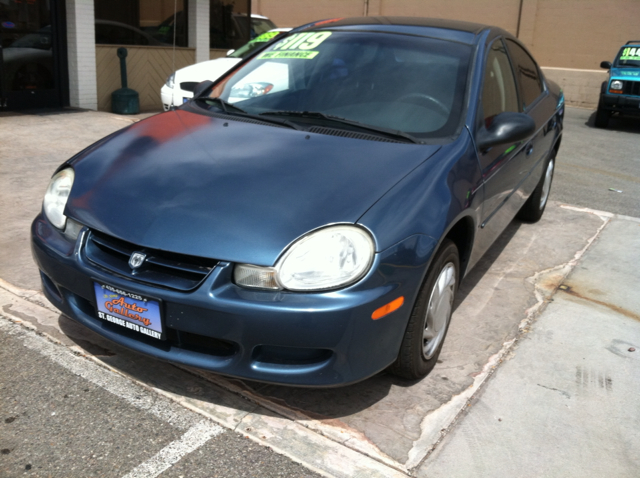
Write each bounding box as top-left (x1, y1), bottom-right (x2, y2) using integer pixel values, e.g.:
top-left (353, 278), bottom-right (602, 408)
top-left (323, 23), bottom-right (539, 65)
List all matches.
top-left (210, 0), bottom-right (251, 50)
top-left (93, 0), bottom-right (260, 50)
top-left (94, 0), bottom-right (187, 47)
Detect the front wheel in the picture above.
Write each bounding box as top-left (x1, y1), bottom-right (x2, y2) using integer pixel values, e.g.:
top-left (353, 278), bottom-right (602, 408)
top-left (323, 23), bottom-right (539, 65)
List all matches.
top-left (594, 103), bottom-right (610, 129)
top-left (517, 154), bottom-right (555, 223)
top-left (390, 239), bottom-right (459, 380)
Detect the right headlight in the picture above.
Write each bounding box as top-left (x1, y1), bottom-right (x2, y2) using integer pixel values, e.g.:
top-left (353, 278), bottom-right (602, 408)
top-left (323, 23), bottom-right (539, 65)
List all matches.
top-left (43, 168), bottom-right (74, 230)
top-left (234, 225), bottom-right (375, 291)
top-left (166, 73), bottom-right (175, 89)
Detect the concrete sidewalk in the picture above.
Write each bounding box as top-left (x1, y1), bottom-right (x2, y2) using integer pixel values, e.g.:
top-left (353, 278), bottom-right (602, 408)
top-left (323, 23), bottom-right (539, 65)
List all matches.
top-left (421, 213), bottom-right (640, 477)
top-left (1, 107), bottom-right (639, 477)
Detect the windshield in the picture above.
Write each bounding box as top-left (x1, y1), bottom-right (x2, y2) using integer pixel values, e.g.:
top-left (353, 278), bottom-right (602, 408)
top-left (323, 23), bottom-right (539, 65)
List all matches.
top-left (615, 46), bottom-right (640, 68)
top-left (234, 16), bottom-right (278, 39)
top-left (208, 30), bottom-right (472, 140)
top-left (252, 17), bottom-right (277, 36)
top-left (228, 30), bottom-right (286, 59)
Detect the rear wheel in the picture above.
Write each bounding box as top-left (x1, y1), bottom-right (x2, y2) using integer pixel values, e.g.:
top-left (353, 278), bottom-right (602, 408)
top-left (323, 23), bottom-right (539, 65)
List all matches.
top-left (518, 153), bottom-right (555, 223)
top-left (390, 239), bottom-right (459, 380)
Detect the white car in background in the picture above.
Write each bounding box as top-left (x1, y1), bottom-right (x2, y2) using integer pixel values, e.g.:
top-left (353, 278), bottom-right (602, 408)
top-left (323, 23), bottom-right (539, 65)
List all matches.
top-left (161, 28), bottom-right (290, 111)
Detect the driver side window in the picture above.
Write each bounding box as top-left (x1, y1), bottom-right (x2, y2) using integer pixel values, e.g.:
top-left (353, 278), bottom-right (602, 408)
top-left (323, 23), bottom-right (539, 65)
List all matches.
top-left (482, 39), bottom-right (519, 126)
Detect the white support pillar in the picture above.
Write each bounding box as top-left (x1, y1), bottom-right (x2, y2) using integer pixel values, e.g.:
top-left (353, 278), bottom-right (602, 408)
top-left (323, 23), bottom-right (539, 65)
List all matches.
top-left (189, 0), bottom-right (210, 63)
top-left (66, 0), bottom-right (97, 110)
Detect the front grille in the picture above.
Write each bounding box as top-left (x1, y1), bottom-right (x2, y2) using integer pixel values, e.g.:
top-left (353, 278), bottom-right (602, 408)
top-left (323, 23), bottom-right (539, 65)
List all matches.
top-left (180, 81), bottom-right (199, 92)
top-left (623, 80), bottom-right (640, 96)
top-left (85, 230), bottom-right (217, 291)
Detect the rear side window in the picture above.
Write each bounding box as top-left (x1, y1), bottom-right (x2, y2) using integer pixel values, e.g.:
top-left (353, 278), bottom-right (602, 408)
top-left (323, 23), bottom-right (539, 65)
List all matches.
top-left (482, 39), bottom-right (519, 126)
top-left (505, 39), bottom-right (544, 109)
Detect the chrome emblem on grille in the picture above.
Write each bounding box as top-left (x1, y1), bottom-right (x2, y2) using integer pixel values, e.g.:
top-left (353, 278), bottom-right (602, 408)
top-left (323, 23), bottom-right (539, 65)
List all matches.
top-left (129, 252), bottom-right (146, 270)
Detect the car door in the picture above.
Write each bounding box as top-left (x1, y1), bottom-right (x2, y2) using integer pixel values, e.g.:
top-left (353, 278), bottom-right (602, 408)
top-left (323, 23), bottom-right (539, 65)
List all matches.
top-left (475, 38), bottom-right (531, 245)
top-left (504, 38), bottom-right (554, 197)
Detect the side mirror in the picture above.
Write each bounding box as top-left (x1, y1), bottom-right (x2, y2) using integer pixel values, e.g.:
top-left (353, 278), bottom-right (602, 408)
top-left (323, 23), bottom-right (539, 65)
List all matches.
top-left (226, 49), bottom-right (235, 56)
top-left (476, 112), bottom-right (536, 152)
top-left (600, 61), bottom-right (612, 70)
top-left (192, 80), bottom-right (214, 98)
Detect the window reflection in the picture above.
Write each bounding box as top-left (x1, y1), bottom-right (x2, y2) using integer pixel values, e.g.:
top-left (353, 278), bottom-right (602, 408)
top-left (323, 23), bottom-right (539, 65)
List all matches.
top-left (94, 0), bottom-right (186, 47)
top-left (1, 1), bottom-right (55, 92)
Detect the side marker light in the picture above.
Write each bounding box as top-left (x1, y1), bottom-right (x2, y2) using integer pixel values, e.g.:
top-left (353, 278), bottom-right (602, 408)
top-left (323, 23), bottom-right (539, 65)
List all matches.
top-left (372, 296), bottom-right (404, 320)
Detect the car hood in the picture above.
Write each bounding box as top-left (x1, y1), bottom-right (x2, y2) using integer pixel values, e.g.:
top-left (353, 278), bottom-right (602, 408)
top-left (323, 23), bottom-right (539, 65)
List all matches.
top-left (611, 67), bottom-right (640, 80)
top-left (175, 58), bottom-right (241, 86)
top-left (66, 109), bottom-right (439, 265)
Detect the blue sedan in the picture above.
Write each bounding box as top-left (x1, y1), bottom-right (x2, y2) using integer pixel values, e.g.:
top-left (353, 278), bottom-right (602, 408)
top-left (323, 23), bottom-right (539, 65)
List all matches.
top-left (32, 17), bottom-right (563, 387)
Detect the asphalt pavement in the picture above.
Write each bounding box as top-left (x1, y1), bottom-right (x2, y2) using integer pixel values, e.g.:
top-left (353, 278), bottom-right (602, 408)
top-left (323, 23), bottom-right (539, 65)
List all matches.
top-left (1, 318), bottom-right (321, 478)
top-left (0, 106), bottom-right (639, 477)
top-left (553, 108), bottom-right (640, 217)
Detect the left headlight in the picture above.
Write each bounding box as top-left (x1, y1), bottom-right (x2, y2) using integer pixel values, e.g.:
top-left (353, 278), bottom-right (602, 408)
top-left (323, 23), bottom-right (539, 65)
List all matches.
top-left (43, 168), bottom-right (74, 230)
top-left (610, 80), bottom-right (624, 91)
top-left (234, 225), bottom-right (375, 291)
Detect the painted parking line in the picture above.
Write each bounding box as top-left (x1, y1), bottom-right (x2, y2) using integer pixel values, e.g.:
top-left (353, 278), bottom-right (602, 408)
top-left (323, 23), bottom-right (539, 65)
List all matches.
top-left (0, 316), bottom-right (206, 432)
top-left (0, 316), bottom-right (224, 476)
top-left (122, 420), bottom-right (222, 478)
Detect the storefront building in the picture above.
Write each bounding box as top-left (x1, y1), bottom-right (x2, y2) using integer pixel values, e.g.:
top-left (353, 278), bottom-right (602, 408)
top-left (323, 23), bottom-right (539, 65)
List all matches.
top-left (1, 0), bottom-right (251, 111)
top-left (3, 0), bottom-right (639, 112)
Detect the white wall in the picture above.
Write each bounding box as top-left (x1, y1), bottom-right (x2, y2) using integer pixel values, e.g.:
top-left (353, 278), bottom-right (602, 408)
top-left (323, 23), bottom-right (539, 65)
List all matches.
top-left (189, 0), bottom-right (211, 64)
top-left (66, 0), bottom-right (98, 110)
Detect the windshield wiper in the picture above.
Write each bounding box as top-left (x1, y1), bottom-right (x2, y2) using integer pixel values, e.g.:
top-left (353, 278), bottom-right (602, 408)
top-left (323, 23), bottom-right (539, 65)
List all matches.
top-left (193, 97), bottom-right (303, 130)
top-left (259, 110), bottom-right (423, 144)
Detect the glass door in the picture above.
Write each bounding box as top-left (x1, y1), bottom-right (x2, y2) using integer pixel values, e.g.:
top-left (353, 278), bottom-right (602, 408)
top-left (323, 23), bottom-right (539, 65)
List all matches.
top-left (0, 0), bottom-right (63, 110)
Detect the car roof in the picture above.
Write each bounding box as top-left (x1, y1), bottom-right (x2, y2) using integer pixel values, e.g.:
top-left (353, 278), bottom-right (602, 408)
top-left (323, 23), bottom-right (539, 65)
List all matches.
top-left (300, 16), bottom-right (495, 45)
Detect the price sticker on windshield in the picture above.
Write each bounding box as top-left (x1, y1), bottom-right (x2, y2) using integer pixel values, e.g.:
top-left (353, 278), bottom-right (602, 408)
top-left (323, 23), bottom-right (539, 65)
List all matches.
top-left (250, 31), bottom-right (280, 44)
top-left (258, 51), bottom-right (319, 60)
top-left (620, 47), bottom-right (640, 60)
top-left (258, 32), bottom-right (332, 60)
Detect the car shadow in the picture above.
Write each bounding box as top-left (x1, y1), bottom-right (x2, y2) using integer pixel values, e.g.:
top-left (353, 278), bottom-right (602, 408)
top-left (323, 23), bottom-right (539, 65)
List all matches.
top-left (454, 219), bottom-right (521, 308)
top-left (585, 110), bottom-right (640, 133)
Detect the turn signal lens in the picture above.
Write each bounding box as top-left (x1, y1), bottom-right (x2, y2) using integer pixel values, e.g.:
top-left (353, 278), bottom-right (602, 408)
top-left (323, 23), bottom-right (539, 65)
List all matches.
top-left (234, 264), bottom-right (280, 290)
top-left (372, 296), bottom-right (405, 320)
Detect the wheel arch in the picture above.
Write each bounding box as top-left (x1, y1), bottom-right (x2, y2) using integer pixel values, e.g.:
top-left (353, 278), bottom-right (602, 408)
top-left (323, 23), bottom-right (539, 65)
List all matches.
top-left (442, 214), bottom-right (476, 279)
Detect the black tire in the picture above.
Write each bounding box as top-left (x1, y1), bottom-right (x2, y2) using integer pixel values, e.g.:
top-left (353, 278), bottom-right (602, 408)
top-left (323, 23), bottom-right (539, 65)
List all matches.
top-left (517, 153), bottom-right (555, 223)
top-left (594, 103), bottom-right (610, 129)
top-left (390, 239), bottom-right (459, 380)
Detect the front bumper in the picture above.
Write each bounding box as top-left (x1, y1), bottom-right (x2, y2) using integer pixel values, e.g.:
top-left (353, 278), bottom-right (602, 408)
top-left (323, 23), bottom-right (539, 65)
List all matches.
top-left (32, 214), bottom-right (436, 387)
top-left (600, 93), bottom-right (640, 116)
